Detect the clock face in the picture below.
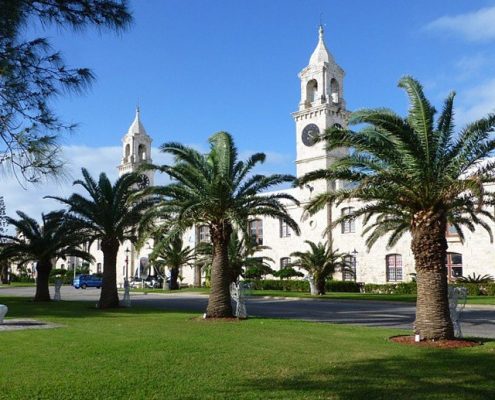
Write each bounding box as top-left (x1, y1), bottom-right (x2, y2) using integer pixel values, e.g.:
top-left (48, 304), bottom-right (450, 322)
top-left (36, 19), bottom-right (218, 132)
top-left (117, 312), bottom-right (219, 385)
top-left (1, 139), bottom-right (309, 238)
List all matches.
top-left (301, 124), bottom-right (320, 146)
top-left (137, 174), bottom-right (150, 189)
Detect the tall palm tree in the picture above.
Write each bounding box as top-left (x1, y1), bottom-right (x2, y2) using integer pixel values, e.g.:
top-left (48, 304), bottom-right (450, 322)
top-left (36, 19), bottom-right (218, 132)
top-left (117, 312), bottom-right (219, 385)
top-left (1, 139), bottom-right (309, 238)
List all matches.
top-left (1, 210), bottom-right (92, 301)
top-left (149, 234), bottom-right (195, 290)
top-left (196, 231), bottom-right (272, 284)
top-left (298, 76), bottom-right (495, 340)
top-left (138, 132), bottom-right (300, 318)
top-left (290, 240), bottom-right (349, 295)
top-left (48, 168), bottom-right (151, 308)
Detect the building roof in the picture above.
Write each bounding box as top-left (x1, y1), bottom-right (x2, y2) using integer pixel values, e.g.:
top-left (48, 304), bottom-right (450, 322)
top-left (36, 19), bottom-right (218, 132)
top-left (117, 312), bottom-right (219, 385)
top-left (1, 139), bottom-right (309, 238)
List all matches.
top-left (309, 25), bottom-right (334, 65)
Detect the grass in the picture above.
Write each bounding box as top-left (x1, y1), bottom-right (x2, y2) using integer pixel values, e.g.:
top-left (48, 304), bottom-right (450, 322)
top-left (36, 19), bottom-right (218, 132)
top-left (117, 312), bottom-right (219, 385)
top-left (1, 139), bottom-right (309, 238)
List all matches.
top-left (1, 296), bottom-right (494, 399)
top-left (0, 282), bottom-right (35, 288)
top-left (249, 290), bottom-right (495, 305)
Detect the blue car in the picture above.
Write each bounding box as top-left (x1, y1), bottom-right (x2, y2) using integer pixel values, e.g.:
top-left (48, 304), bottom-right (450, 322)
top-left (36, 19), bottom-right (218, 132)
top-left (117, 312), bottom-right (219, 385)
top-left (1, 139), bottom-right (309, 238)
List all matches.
top-left (73, 274), bottom-right (102, 289)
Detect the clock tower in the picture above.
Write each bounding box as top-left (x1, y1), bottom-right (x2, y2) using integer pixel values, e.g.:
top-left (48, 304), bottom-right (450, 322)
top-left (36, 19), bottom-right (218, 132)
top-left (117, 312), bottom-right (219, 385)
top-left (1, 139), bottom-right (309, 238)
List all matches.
top-left (118, 107), bottom-right (154, 187)
top-left (292, 26), bottom-right (349, 180)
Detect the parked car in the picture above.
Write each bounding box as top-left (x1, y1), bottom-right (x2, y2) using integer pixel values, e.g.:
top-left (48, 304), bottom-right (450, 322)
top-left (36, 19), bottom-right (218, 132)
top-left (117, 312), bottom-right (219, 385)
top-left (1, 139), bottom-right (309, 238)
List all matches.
top-left (73, 274), bottom-right (102, 289)
top-left (129, 275), bottom-right (165, 289)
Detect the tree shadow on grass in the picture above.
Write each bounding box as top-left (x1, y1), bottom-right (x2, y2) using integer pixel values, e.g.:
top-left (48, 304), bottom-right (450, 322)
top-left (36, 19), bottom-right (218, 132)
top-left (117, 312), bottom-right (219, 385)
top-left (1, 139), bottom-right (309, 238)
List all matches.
top-left (241, 350), bottom-right (495, 400)
top-left (0, 296), bottom-right (202, 320)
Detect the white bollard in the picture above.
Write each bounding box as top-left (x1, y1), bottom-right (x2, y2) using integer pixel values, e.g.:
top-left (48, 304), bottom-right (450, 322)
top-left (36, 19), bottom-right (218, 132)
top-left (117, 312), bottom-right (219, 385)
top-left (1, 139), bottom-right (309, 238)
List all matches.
top-left (0, 304), bottom-right (8, 324)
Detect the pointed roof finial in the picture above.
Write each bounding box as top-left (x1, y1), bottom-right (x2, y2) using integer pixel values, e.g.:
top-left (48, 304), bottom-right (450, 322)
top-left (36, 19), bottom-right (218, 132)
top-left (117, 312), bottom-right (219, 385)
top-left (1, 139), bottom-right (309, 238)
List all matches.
top-left (127, 106), bottom-right (148, 136)
top-left (309, 22), bottom-right (333, 65)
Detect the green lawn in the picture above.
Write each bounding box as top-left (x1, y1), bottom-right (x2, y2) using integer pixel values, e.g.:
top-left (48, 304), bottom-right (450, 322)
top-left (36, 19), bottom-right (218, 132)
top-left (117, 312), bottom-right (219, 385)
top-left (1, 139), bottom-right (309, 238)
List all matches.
top-left (0, 282), bottom-right (35, 288)
top-left (0, 296), bottom-right (494, 399)
top-left (249, 290), bottom-right (495, 305)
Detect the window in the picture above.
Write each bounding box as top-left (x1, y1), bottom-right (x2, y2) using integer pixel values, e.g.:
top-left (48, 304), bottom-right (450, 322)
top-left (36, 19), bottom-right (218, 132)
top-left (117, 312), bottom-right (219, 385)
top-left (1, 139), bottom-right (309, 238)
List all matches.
top-left (249, 219), bottom-right (263, 245)
top-left (279, 219), bottom-right (291, 238)
top-left (446, 224), bottom-right (459, 237)
top-left (198, 225), bottom-right (210, 243)
top-left (341, 207), bottom-right (355, 234)
top-left (330, 78), bottom-right (339, 104)
top-left (306, 79), bottom-right (318, 103)
top-left (386, 254), bottom-right (403, 282)
top-left (97, 240), bottom-right (101, 250)
top-left (343, 255), bottom-right (356, 281)
top-left (280, 257), bottom-right (290, 268)
top-left (138, 144), bottom-right (147, 161)
top-left (446, 252), bottom-right (463, 280)
top-left (97, 263), bottom-right (102, 274)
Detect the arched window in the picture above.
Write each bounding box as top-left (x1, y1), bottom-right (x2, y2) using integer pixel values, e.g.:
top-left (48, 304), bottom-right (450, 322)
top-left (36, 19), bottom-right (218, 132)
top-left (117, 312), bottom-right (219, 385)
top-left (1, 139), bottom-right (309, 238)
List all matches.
top-left (343, 255), bottom-right (356, 281)
top-left (198, 225), bottom-right (210, 243)
top-left (138, 144), bottom-right (146, 161)
top-left (446, 252), bottom-right (463, 280)
top-left (341, 207), bottom-right (355, 234)
top-left (249, 219), bottom-right (263, 245)
top-left (306, 79), bottom-right (318, 103)
top-left (330, 78), bottom-right (339, 103)
top-left (125, 143), bottom-right (130, 161)
top-left (386, 254), bottom-right (403, 282)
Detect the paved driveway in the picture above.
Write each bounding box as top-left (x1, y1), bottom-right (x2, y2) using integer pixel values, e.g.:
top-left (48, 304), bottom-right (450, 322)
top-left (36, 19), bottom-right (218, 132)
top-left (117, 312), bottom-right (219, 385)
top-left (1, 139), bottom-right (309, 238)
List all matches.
top-left (1, 286), bottom-right (494, 338)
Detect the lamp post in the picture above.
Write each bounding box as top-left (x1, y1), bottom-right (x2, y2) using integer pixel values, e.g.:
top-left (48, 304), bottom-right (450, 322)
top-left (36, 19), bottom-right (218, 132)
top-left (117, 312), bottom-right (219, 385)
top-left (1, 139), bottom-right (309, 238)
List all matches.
top-left (123, 247), bottom-right (131, 307)
top-left (72, 261), bottom-right (76, 282)
top-left (351, 248), bottom-right (358, 284)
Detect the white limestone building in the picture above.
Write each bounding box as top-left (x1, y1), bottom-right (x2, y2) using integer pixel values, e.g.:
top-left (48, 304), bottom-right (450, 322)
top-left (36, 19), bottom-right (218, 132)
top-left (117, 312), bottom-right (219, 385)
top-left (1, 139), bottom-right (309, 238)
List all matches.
top-left (61, 26), bottom-right (494, 287)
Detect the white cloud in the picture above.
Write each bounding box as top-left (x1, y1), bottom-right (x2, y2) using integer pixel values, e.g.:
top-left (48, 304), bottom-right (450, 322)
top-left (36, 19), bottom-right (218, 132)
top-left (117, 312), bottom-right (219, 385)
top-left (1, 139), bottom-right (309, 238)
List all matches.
top-left (456, 78), bottom-right (495, 128)
top-left (426, 6), bottom-right (495, 42)
top-left (454, 53), bottom-right (489, 80)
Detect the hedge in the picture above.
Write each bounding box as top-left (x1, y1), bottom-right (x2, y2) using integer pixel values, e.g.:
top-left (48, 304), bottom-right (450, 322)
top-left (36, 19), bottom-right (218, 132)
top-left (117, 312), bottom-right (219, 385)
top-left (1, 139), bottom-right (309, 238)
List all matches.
top-left (364, 282), bottom-right (495, 296)
top-left (364, 282), bottom-right (417, 295)
top-left (243, 279), bottom-right (361, 293)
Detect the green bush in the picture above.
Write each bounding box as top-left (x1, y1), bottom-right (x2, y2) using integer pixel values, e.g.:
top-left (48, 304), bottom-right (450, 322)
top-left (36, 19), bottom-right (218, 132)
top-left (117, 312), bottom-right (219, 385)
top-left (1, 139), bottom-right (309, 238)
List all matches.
top-left (364, 282), bottom-right (417, 294)
top-left (244, 279), bottom-right (309, 292)
top-left (10, 274), bottom-right (35, 283)
top-left (325, 280), bottom-right (360, 292)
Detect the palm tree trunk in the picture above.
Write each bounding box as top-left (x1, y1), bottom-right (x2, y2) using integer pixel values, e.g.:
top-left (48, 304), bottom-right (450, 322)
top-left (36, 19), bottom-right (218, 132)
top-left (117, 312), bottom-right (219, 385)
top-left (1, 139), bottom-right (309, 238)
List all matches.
top-left (411, 209), bottom-right (454, 340)
top-left (316, 276), bottom-right (326, 295)
top-left (98, 238), bottom-right (120, 309)
top-left (206, 223), bottom-right (233, 318)
top-left (170, 267), bottom-right (180, 290)
top-left (194, 264), bottom-right (202, 287)
top-left (34, 260), bottom-right (52, 301)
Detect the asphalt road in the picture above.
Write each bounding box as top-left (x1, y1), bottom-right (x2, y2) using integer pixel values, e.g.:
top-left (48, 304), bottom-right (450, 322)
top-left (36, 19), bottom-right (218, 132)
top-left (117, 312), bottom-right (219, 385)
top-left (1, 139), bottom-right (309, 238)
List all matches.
top-left (1, 286), bottom-right (494, 338)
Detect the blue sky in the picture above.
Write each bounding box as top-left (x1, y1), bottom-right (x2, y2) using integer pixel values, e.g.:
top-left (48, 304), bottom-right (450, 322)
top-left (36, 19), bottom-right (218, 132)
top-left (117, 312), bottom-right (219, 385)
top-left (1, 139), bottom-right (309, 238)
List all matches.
top-left (4, 0), bottom-right (495, 218)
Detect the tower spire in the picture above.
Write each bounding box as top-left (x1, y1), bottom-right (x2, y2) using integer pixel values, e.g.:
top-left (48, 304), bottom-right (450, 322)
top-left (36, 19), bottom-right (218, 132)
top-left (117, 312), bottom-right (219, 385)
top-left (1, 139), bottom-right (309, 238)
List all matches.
top-left (309, 23), bottom-right (333, 65)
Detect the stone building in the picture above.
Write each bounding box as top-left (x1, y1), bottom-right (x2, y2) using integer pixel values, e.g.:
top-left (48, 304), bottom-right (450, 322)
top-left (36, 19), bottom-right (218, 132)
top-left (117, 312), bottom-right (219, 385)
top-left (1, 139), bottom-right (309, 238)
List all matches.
top-left (58, 26), bottom-right (494, 287)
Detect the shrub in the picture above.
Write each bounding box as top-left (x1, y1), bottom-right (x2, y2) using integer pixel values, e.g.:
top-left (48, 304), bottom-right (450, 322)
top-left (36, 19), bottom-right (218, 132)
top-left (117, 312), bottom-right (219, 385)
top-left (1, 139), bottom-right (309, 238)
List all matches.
top-left (243, 279), bottom-right (309, 292)
top-left (364, 282), bottom-right (417, 294)
top-left (325, 280), bottom-right (360, 292)
top-left (273, 267), bottom-right (304, 280)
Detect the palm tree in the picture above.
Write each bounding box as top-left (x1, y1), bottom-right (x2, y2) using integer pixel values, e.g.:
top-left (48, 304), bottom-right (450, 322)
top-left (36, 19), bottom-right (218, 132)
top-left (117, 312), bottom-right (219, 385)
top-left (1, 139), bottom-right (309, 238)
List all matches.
top-left (149, 234), bottom-right (195, 290)
top-left (138, 132), bottom-right (300, 318)
top-left (0, 210), bottom-right (92, 301)
top-left (196, 231), bottom-right (273, 284)
top-left (298, 76), bottom-right (495, 340)
top-left (290, 240), bottom-right (349, 295)
top-left (48, 168), bottom-right (151, 308)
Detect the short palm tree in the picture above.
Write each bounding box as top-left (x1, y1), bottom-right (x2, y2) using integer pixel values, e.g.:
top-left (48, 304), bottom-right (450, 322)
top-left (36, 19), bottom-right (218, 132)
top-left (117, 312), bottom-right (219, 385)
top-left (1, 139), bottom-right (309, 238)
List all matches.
top-left (290, 240), bottom-right (349, 295)
top-left (149, 234), bottom-right (195, 290)
top-left (1, 210), bottom-right (92, 301)
top-left (48, 168), bottom-right (151, 308)
top-left (298, 76), bottom-right (495, 340)
top-left (138, 132), bottom-right (300, 318)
